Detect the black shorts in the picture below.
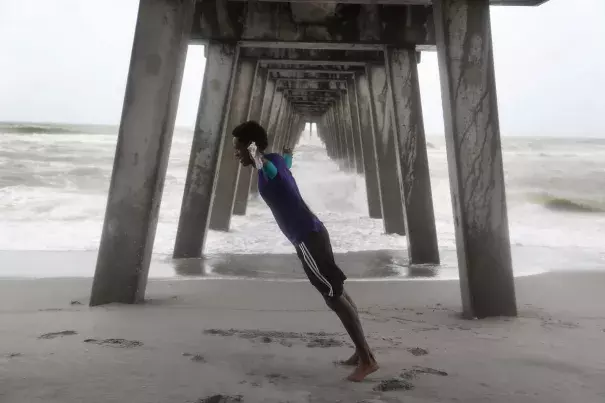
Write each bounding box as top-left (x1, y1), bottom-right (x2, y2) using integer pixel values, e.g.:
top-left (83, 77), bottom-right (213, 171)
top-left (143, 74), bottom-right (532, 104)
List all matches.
top-left (294, 226), bottom-right (347, 299)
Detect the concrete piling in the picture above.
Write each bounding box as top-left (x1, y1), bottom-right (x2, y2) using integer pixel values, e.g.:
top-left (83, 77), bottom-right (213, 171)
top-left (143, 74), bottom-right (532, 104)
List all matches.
top-left (233, 64), bottom-right (268, 216)
top-left (367, 64), bottom-right (406, 235)
top-left (173, 43), bottom-right (239, 260)
top-left (90, 0), bottom-right (195, 306)
top-left (94, 0), bottom-right (547, 317)
top-left (355, 72), bottom-right (384, 219)
top-left (209, 57), bottom-right (256, 231)
top-left (434, 0), bottom-right (517, 318)
top-left (347, 76), bottom-right (365, 175)
top-left (386, 46), bottom-right (440, 265)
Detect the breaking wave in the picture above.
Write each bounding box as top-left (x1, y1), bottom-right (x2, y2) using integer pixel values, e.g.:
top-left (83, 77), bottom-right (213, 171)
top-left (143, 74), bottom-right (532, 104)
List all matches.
top-left (0, 122), bottom-right (117, 135)
top-left (534, 193), bottom-right (605, 213)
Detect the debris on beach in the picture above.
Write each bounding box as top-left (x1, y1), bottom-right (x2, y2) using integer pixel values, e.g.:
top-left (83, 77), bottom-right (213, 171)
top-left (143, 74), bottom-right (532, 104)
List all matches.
top-left (203, 328), bottom-right (343, 348)
top-left (306, 337), bottom-right (343, 348)
top-left (183, 353), bottom-right (206, 363)
top-left (265, 373), bottom-right (289, 384)
top-left (196, 394), bottom-right (243, 403)
top-left (373, 378), bottom-right (415, 392)
top-left (401, 366), bottom-right (448, 380)
top-left (38, 330), bottom-right (78, 339)
top-left (70, 300), bottom-right (82, 305)
top-left (84, 338), bottom-right (143, 348)
top-left (406, 347), bottom-right (429, 356)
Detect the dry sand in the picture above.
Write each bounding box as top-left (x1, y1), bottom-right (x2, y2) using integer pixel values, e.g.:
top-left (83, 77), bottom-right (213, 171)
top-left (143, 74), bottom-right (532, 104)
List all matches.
top-left (1, 272), bottom-right (604, 402)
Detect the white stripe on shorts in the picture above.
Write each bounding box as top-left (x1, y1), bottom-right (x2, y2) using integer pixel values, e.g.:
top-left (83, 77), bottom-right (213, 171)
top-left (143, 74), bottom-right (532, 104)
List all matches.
top-left (299, 242), bottom-right (334, 297)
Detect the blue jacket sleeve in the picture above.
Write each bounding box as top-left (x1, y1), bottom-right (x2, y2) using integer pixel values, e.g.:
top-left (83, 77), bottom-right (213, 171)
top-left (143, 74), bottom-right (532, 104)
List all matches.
top-left (261, 160), bottom-right (278, 180)
top-left (283, 153), bottom-right (293, 169)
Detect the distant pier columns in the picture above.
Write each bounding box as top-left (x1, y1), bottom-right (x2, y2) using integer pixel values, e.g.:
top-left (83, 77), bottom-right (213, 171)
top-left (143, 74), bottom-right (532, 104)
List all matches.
top-left (385, 46), bottom-right (439, 265)
top-left (90, 0), bottom-right (196, 306)
top-left (209, 57), bottom-right (256, 231)
top-left (340, 93), bottom-right (357, 172)
top-left (367, 64), bottom-right (406, 235)
top-left (347, 76), bottom-right (365, 175)
top-left (434, 0), bottom-right (517, 318)
top-left (355, 71), bottom-right (383, 220)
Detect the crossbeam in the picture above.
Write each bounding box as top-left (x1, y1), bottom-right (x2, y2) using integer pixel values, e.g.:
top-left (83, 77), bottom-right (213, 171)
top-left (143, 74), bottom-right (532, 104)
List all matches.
top-left (191, 1), bottom-right (434, 46)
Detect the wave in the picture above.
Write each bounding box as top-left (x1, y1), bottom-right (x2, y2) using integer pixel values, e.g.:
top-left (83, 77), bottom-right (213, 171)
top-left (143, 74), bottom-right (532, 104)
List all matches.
top-left (534, 193), bottom-right (605, 213)
top-left (0, 122), bottom-right (117, 135)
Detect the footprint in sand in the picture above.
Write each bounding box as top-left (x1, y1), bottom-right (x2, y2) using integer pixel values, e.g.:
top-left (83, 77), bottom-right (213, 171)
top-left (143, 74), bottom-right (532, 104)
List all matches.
top-left (84, 338), bottom-right (143, 348)
top-left (373, 378), bottom-right (415, 392)
top-left (265, 373), bottom-right (289, 385)
top-left (196, 394), bottom-right (243, 403)
top-left (39, 330), bottom-right (78, 339)
top-left (401, 366), bottom-right (448, 380)
top-left (6, 353), bottom-right (22, 358)
top-left (306, 337), bottom-right (343, 348)
top-left (406, 347), bottom-right (429, 356)
top-left (183, 353), bottom-right (206, 363)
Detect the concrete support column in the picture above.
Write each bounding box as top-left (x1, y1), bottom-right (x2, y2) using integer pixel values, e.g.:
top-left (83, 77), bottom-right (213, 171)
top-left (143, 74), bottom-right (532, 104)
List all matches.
top-left (331, 106), bottom-right (345, 164)
top-left (355, 72), bottom-right (383, 219)
top-left (250, 77), bottom-right (276, 196)
top-left (319, 117), bottom-right (332, 158)
top-left (336, 98), bottom-right (352, 171)
top-left (233, 64), bottom-right (267, 216)
top-left (286, 114), bottom-right (298, 149)
top-left (275, 101), bottom-right (292, 152)
top-left (386, 47), bottom-right (440, 265)
top-left (284, 109), bottom-right (297, 149)
top-left (340, 93), bottom-right (357, 172)
top-left (267, 91), bottom-right (284, 151)
top-left (367, 64), bottom-right (406, 235)
top-left (292, 117), bottom-right (305, 148)
top-left (323, 119), bottom-right (335, 159)
top-left (260, 79), bottom-right (276, 128)
top-left (90, 0), bottom-right (195, 306)
top-left (173, 43), bottom-right (238, 259)
top-left (327, 107), bottom-right (339, 161)
top-left (209, 58), bottom-right (256, 231)
top-left (347, 76), bottom-right (364, 174)
top-left (434, 0), bottom-right (516, 318)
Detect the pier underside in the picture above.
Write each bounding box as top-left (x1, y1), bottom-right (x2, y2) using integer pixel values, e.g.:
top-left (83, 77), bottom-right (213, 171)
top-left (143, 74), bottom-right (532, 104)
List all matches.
top-left (90, 0), bottom-right (550, 319)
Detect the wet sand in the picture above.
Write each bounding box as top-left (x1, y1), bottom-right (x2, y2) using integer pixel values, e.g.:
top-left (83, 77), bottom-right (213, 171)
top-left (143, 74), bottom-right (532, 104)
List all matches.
top-left (1, 272), bottom-right (604, 402)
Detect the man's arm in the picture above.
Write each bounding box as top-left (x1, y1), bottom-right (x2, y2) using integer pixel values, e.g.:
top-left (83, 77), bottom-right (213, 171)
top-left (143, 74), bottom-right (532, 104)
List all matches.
top-left (261, 157), bottom-right (278, 180)
top-left (282, 147), bottom-right (293, 169)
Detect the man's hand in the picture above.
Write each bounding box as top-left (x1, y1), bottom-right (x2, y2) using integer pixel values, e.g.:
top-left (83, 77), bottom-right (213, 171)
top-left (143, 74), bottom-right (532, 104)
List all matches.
top-left (248, 142), bottom-right (264, 169)
top-left (282, 146), bottom-right (293, 155)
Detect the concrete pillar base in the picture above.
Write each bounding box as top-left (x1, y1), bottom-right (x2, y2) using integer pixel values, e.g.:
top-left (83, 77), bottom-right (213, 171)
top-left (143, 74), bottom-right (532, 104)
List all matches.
top-left (173, 43), bottom-right (239, 259)
top-left (434, 0), bottom-right (517, 318)
top-left (90, 0), bottom-right (195, 306)
top-left (387, 47), bottom-right (440, 265)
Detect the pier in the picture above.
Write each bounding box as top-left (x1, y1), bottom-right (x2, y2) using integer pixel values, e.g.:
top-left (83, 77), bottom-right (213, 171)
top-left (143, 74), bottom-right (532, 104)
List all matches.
top-left (90, 0), bottom-right (549, 319)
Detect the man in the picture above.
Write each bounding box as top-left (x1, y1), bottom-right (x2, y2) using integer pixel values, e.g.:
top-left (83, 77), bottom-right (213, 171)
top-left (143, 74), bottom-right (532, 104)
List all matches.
top-left (232, 120), bottom-right (378, 382)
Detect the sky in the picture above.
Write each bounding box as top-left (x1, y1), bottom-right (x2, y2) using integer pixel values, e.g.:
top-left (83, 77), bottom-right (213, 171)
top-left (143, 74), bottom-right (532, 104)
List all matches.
top-left (1, 0), bottom-right (604, 137)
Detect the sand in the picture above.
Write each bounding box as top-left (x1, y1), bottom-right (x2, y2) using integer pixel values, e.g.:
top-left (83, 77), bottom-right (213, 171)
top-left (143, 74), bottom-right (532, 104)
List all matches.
top-left (1, 272), bottom-right (604, 402)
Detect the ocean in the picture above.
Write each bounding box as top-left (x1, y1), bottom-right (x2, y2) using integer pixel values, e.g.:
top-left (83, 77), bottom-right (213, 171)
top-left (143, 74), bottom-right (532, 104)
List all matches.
top-left (1, 122), bottom-right (604, 279)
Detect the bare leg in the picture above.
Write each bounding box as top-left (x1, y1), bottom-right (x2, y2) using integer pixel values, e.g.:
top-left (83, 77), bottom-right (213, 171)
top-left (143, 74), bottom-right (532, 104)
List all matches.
top-left (339, 291), bottom-right (362, 366)
top-left (324, 292), bottom-right (378, 382)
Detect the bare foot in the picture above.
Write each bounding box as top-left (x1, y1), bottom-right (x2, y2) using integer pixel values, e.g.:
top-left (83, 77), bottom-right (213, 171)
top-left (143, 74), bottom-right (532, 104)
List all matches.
top-left (337, 352), bottom-right (359, 366)
top-left (346, 360), bottom-right (379, 382)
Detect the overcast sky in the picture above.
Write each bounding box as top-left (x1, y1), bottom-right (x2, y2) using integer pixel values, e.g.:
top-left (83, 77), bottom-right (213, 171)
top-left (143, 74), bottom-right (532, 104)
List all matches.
top-left (1, 0), bottom-right (604, 137)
